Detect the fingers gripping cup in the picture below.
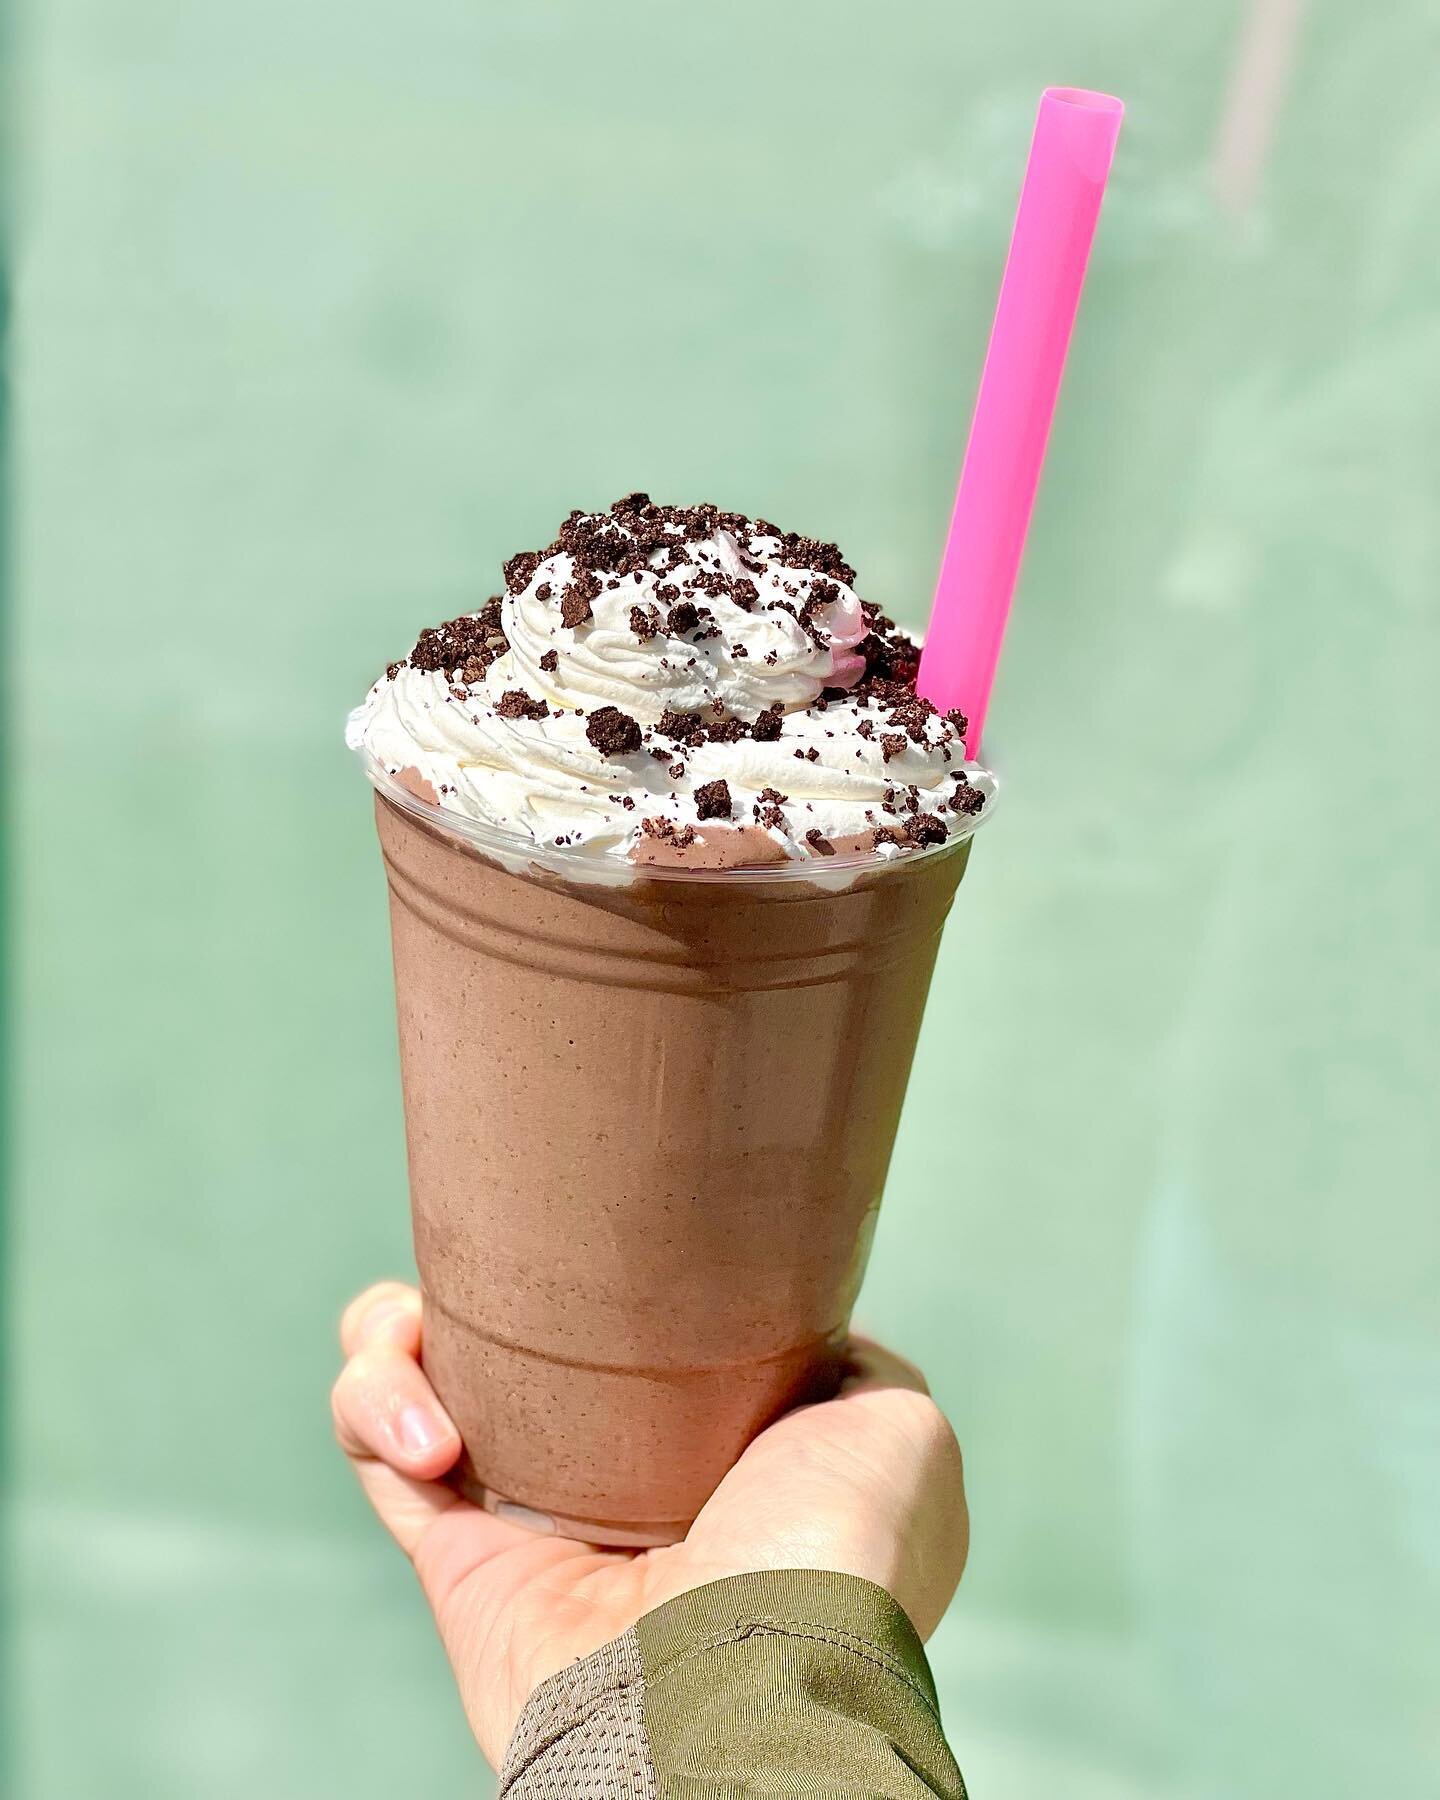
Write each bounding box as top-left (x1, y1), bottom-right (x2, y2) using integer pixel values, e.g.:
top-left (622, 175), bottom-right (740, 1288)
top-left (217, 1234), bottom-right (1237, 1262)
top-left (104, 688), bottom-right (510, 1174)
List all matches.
top-left (349, 497), bottom-right (996, 1543)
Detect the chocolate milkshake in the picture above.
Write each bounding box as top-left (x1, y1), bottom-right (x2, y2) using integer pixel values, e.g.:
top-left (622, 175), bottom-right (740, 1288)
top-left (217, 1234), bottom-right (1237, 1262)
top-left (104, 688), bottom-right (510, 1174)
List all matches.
top-left (348, 496), bottom-right (994, 1543)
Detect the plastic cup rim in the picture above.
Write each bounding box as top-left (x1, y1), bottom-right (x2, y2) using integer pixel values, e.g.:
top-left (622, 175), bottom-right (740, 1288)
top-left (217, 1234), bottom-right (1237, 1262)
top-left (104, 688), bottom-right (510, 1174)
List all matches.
top-left (355, 747), bottom-right (1000, 886)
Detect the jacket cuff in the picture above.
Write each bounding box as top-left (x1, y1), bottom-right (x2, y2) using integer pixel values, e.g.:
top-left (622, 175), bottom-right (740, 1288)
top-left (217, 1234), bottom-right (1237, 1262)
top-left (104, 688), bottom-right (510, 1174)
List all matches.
top-left (500, 1568), bottom-right (964, 1799)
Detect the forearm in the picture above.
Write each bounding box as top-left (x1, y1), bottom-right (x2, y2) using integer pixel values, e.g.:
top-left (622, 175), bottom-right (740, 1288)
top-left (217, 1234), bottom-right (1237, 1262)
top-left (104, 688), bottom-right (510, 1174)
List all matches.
top-left (499, 1569), bottom-right (966, 1798)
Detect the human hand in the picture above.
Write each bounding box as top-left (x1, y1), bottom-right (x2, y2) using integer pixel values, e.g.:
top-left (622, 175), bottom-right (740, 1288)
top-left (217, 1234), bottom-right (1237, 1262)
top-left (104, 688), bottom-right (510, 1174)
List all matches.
top-left (332, 1280), bottom-right (969, 1768)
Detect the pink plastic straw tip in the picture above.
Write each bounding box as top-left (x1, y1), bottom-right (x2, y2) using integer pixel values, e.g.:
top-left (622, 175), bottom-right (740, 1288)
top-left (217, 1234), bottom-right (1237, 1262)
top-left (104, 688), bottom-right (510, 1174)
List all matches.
top-left (917, 88), bottom-right (1123, 759)
top-left (1045, 86), bottom-right (1125, 110)
top-left (1041, 88), bottom-right (1125, 178)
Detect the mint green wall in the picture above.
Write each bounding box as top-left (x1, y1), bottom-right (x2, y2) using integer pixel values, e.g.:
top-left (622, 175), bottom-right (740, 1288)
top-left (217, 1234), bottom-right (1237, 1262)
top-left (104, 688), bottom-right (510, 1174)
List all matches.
top-left (11, 3), bottom-right (1438, 1795)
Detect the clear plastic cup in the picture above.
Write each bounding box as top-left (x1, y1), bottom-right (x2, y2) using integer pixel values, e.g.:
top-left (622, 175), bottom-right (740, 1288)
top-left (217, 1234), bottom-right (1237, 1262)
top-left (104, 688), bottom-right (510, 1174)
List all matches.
top-left (360, 752), bottom-right (995, 1544)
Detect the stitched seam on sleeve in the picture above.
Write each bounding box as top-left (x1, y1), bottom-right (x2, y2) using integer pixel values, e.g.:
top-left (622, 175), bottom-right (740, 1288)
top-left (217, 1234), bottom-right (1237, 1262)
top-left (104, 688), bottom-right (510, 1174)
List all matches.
top-left (642, 1618), bottom-right (942, 1722)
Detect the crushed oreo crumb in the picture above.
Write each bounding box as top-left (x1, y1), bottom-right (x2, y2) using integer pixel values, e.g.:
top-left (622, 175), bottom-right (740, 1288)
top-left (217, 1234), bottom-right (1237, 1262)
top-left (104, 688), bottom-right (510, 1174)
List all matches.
top-left (656, 708), bottom-right (707, 747)
top-left (494, 689), bottom-right (549, 721)
top-left (694, 779), bottom-right (733, 821)
top-left (950, 783), bottom-right (986, 817)
top-left (560, 568), bottom-right (601, 627)
top-left (503, 550), bottom-right (540, 594)
top-left (539, 649), bottom-right (559, 674)
top-left (640, 816), bottom-right (697, 849)
top-left (805, 829), bottom-right (837, 856)
top-left (752, 784), bottom-right (789, 831)
top-left (585, 705), bottom-right (643, 756)
top-left (885, 692), bottom-right (938, 743)
top-left (407, 596), bottom-right (509, 680)
top-left (904, 812), bottom-right (949, 847)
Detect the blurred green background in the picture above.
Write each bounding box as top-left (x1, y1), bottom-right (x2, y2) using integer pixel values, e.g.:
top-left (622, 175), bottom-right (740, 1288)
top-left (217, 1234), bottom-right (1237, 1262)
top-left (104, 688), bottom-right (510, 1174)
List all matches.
top-left (9, 1), bottom-right (1439, 1794)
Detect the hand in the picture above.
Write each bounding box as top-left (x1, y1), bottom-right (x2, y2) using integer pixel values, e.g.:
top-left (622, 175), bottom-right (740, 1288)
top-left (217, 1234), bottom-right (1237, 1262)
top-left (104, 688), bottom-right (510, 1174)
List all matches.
top-left (332, 1280), bottom-right (969, 1768)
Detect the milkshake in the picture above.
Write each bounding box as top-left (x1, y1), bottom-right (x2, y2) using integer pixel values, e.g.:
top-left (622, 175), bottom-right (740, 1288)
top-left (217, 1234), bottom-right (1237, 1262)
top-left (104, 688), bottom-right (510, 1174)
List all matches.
top-left (348, 495), bottom-right (994, 1542)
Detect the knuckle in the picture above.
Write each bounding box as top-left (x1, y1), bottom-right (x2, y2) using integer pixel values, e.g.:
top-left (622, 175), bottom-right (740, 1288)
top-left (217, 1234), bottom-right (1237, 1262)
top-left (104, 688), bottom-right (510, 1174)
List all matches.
top-left (899, 1390), bottom-right (960, 1459)
top-left (339, 1280), bottom-right (418, 1351)
top-left (329, 1370), bottom-right (355, 1436)
top-left (343, 1346), bottom-right (387, 1390)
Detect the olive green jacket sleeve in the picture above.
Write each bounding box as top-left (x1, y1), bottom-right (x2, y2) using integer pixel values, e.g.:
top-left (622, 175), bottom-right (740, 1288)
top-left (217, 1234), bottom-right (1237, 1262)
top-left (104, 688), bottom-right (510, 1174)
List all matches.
top-left (498, 1569), bottom-right (967, 1799)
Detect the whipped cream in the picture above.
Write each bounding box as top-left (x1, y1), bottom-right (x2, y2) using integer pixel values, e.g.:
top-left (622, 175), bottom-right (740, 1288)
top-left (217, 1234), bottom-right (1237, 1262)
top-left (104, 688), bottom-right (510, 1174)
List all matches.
top-left (347, 497), bottom-right (991, 866)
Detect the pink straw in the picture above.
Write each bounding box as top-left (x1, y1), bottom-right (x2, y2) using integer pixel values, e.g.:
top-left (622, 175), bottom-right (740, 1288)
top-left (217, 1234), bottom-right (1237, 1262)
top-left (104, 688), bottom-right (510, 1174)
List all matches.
top-left (917, 87), bottom-right (1123, 759)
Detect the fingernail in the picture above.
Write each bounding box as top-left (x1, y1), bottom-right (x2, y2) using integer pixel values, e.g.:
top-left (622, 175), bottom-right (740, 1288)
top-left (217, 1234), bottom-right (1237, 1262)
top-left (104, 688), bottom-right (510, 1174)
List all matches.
top-left (397, 1404), bottom-right (448, 1456)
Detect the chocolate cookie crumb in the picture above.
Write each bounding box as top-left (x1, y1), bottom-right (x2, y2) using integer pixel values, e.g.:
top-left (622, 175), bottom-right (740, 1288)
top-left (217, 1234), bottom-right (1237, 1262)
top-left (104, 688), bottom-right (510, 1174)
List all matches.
top-left (629, 604), bottom-right (662, 641)
top-left (880, 733), bottom-right (908, 763)
top-left (407, 596), bottom-right (509, 679)
top-left (494, 689), bottom-right (549, 721)
top-left (539, 649), bottom-right (559, 674)
top-left (656, 708), bottom-right (707, 746)
top-left (503, 550), bottom-right (540, 595)
top-left (560, 568), bottom-right (601, 627)
top-left (694, 779), bottom-right (733, 821)
top-left (751, 705), bottom-right (783, 742)
top-left (886, 692), bottom-right (938, 743)
top-left (640, 816), bottom-right (697, 848)
top-left (904, 812), bottom-right (949, 847)
top-left (950, 784), bottom-right (986, 817)
top-left (753, 785), bottom-right (788, 830)
top-left (585, 705), bottom-right (643, 756)
top-left (805, 578), bottom-right (841, 614)
top-left (667, 599), bottom-right (700, 635)
top-left (805, 829), bottom-right (837, 856)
